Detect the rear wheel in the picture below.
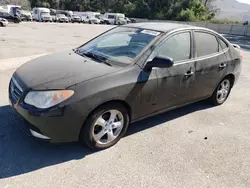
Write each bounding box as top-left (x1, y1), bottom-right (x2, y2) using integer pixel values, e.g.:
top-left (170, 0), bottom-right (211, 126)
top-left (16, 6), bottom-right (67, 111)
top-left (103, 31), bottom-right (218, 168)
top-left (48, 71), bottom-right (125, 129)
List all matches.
top-left (211, 77), bottom-right (232, 106)
top-left (0, 22), bottom-right (3, 27)
top-left (80, 103), bottom-right (130, 150)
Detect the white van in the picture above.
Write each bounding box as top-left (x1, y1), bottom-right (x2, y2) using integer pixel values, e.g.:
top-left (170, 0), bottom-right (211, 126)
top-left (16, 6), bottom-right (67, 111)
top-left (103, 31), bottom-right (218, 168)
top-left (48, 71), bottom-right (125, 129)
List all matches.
top-left (32, 7), bottom-right (52, 22)
top-left (102, 13), bottom-right (126, 25)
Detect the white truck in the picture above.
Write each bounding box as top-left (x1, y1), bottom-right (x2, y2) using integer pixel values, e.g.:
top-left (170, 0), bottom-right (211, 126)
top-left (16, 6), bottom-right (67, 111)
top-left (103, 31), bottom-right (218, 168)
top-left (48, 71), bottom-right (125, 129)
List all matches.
top-left (0, 5), bottom-right (21, 17)
top-left (101, 13), bottom-right (127, 25)
top-left (32, 7), bottom-right (52, 22)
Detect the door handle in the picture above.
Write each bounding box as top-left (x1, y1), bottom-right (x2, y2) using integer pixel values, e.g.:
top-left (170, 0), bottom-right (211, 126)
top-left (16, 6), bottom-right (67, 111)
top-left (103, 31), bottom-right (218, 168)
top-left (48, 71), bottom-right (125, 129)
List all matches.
top-left (219, 63), bottom-right (226, 69)
top-left (184, 71), bottom-right (194, 77)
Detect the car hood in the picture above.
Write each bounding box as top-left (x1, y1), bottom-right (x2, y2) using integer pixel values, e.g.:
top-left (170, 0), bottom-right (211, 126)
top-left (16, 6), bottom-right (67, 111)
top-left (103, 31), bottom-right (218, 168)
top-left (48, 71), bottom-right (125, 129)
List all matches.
top-left (15, 50), bottom-right (118, 90)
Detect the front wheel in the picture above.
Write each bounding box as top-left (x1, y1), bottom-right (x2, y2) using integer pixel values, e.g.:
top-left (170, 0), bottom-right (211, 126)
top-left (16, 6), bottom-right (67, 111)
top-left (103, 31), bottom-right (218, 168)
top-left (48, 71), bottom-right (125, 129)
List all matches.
top-left (211, 77), bottom-right (232, 106)
top-left (80, 103), bottom-right (130, 150)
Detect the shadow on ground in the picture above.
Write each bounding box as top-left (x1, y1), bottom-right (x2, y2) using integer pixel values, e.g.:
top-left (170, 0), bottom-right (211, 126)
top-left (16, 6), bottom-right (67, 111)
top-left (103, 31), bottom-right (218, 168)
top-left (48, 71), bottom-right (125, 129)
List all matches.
top-left (224, 34), bottom-right (250, 51)
top-left (0, 101), bottom-right (213, 179)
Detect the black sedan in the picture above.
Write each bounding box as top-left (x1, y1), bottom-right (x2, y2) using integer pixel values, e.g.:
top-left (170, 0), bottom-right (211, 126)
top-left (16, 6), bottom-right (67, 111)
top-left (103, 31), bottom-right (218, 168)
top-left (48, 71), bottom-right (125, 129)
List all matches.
top-left (9, 23), bottom-right (242, 149)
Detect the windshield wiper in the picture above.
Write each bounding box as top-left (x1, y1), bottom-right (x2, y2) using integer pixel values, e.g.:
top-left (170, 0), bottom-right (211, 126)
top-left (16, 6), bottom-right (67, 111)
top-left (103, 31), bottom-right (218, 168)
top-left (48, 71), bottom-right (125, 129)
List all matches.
top-left (82, 52), bottom-right (112, 67)
top-left (73, 49), bottom-right (112, 67)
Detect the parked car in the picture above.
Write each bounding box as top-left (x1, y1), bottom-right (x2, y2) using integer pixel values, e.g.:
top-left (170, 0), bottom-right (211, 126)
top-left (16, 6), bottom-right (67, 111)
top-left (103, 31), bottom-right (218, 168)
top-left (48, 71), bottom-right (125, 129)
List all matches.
top-left (0, 12), bottom-right (21, 23)
top-left (71, 14), bottom-right (81, 23)
top-left (130, 18), bottom-right (136, 23)
top-left (81, 12), bottom-right (101, 24)
top-left (40, 11), bottom-right (52, 22)
top-left (56, 14), bottom-right (68, 22)
top-left (243, 21), bottom-right (248, 25)
top-left (0, 17), bottom-right (8, 26)
top-left (125, 17), bottom-right (131, 24)
top-left (9, 23), bottom-right (242, 150)
top-left (20, 11), bottom-right (32, 21)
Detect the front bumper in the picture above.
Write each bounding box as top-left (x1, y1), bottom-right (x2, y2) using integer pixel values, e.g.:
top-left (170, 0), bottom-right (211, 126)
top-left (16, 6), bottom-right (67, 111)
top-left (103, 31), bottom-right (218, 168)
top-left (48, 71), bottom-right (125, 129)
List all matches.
top-left (72, 18), bottom-right (81, 22)
top-left (59, 19), bottom-right (68, 22)
top-left (9, 95), bottom-right (84, 143)
top-left (91, 19), bottom-right (100, 24)
top-left (42, 17), bottom-right (52, 21)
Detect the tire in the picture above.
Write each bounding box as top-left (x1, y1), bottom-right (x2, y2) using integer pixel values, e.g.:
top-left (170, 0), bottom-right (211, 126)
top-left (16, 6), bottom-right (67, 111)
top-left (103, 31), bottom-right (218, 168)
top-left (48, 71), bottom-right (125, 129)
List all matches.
top-left (211, 77), bottom-right (232, 106)
top-left (80, 103), bottom-right (130, 150)
top-left (0, 22), bottom-right (3, 27)
top-left (89, 20), bottom-right (91, 24)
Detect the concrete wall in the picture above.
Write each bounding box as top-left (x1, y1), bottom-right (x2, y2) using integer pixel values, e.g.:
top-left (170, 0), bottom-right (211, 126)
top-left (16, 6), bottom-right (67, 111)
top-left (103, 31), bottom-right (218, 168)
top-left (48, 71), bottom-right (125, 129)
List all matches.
top-left (134, 19), bottom-right (250, 36)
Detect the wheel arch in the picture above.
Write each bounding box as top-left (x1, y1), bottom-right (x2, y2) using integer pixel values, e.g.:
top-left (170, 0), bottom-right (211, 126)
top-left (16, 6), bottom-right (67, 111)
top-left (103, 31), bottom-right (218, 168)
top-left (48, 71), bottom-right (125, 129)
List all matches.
top-left (78, 99), bottom-right (132, 139)
top-left (224, 73), bottom-right (235, 87)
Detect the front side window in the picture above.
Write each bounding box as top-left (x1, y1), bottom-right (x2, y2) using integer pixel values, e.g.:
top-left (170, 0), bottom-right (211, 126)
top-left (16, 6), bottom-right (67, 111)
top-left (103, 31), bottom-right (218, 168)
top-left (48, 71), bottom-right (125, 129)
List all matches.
top-left (156, 32), bottom-right (191, 62)
top-left (77, 27), bottom-right (160, 65)
top-left (195, 32), bottom-right (219, 57)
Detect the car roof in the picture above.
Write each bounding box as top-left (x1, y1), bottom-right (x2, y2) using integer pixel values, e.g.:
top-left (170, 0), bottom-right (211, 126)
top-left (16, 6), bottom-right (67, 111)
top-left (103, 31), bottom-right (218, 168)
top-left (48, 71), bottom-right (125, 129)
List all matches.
top-left (125, 22), bottom-right (197, 32)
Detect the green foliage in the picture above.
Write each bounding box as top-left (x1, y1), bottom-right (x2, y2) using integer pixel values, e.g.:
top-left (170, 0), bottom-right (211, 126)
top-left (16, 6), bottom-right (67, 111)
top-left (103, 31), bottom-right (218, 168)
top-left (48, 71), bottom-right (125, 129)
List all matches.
top-left (210, 19), bottom-right (241, 24)
top-left (177, 9), bottom-right (196, 22)
top-left (176, 0), bottom-right (214, 22)
top-left (28, 0), bottom-right (218, 22)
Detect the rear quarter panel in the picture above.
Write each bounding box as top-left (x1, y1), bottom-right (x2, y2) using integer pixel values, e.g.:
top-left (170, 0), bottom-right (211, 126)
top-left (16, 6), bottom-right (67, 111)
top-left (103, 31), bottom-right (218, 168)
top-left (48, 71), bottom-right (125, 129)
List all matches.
top-left (226, 45), bottom-right (242, 85)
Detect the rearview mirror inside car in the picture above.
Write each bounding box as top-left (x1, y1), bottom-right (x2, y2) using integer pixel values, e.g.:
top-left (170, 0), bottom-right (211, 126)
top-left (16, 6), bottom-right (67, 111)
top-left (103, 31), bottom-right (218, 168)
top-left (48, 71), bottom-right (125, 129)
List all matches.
top-left (144, 56), bottom-right (174, 71)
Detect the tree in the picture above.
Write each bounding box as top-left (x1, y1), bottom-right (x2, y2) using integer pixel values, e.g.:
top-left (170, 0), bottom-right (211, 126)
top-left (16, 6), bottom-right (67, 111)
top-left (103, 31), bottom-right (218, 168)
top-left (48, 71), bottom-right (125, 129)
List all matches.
top-left (26, 0), bottom-right (217, 21)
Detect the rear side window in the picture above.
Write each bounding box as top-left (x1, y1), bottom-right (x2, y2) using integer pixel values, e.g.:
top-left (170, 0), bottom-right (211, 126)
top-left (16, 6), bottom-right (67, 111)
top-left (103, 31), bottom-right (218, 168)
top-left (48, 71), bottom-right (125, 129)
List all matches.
top-left (219, 38), bottom-right (228, 50)
top-left (195, 32), bottom-right (219, 57)
top-left (157, 32), bottom-right (191, 62)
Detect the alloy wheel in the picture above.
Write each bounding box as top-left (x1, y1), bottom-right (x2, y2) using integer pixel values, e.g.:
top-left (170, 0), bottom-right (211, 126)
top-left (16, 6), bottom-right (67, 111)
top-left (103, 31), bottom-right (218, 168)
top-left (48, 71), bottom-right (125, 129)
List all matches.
top-left (92, 110), bottom-right (124, 144)
top-left (217, 79), bottom-right (230, 103)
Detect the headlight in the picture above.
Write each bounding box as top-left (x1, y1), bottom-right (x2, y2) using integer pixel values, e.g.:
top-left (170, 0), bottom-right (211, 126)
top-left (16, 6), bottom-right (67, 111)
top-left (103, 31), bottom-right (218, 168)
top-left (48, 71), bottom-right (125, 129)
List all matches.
top-left (24, 90), bottom-right (74, 109)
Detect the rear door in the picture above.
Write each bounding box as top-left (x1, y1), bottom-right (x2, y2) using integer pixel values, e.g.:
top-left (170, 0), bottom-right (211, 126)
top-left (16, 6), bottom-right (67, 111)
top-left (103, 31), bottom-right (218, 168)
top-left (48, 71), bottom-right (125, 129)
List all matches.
top-left (193, 30), bottom-right (228, 99)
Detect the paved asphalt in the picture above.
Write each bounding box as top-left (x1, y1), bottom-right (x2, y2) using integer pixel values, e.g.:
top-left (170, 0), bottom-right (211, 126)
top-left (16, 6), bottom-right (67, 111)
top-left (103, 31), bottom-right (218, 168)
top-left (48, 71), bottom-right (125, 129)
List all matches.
top-left (0, 23), bottom-right (249, 188)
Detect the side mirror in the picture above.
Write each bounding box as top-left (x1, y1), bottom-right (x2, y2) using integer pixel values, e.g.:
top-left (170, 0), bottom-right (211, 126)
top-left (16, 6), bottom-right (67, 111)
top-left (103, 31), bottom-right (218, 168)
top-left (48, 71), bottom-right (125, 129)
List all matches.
top-left (144, 56), bottom-right (174, 71)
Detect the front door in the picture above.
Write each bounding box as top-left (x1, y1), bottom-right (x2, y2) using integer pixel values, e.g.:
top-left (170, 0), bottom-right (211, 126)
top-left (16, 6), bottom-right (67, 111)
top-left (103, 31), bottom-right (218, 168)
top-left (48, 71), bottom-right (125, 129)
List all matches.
top-left (149, 31), bottom-right (196, 111)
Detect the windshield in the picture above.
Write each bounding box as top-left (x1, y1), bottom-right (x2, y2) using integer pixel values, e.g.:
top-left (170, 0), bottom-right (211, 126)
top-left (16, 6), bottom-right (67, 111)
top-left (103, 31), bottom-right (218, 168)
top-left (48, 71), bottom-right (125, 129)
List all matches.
top-left (41, 12), bottom-right (50, 16)
top-left (77, 27), bottom-right (160, 65)
top-left (117, 14), bottom-right (125, 19)
top-left (95, 14), bottom-right (100, 19)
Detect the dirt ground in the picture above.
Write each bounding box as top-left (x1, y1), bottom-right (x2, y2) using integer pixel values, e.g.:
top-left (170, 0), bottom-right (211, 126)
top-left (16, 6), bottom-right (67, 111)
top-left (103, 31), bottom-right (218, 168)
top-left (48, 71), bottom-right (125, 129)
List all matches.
top-left (0, 22), bottom-right (113, 59)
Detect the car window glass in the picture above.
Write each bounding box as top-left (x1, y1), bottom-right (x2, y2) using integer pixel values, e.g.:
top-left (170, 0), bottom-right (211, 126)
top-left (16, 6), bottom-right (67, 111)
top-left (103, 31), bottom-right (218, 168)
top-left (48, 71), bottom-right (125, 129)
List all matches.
top-left (79, 27), bottom-right (157, 65)
top-left (108, 15), bottom-right (114, 19)
top-left (195, 32), bottom-right (219, 57)
top-left (97, 33), bottom-right (131, 48)
top-left (219, 38), bottom-right (228, 50)
top-left (157, 32), bottom-right (191, 62)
